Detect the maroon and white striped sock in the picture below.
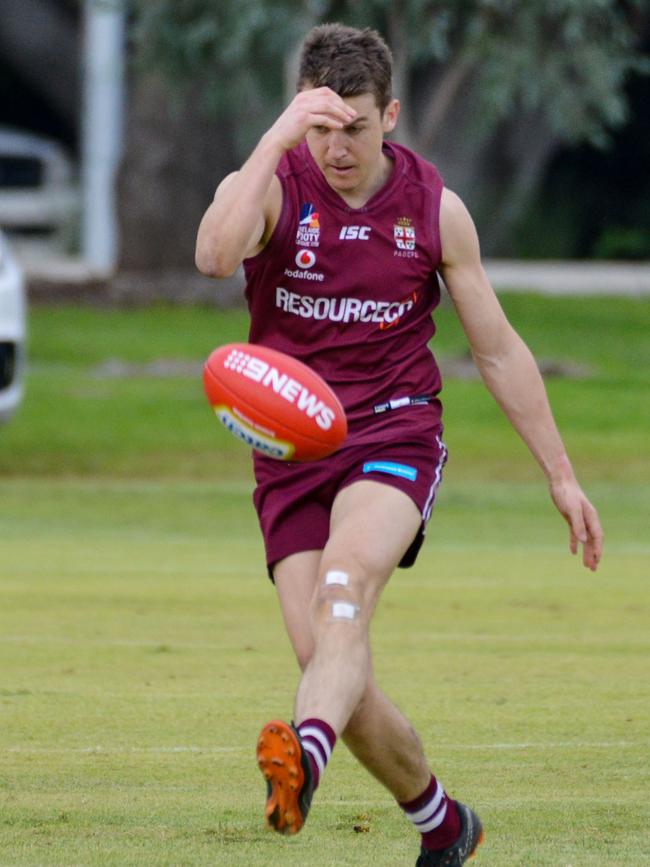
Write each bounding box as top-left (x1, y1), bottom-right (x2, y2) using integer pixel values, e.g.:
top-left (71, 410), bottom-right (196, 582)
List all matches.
top-left (296, 718), bottom-right (336, 790)
top-left (399, 774), bottom-right (462, 851)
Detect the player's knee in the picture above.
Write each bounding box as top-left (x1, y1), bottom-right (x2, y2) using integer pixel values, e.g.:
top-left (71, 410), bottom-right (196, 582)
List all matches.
top-left (311, 566), bottom-right (365, 626)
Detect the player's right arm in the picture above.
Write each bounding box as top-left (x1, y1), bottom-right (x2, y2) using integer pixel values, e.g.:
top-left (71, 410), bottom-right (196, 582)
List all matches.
top-left (195, 88), bottom-right (357, 277)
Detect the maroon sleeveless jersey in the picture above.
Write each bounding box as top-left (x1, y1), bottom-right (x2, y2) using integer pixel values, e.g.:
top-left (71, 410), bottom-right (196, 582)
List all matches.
top-left (243, 140), bottom-right (445, 444)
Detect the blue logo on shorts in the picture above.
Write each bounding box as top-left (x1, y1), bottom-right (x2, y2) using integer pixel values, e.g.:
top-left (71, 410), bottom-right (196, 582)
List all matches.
top-left (363, 461), bottom-right (418, 481)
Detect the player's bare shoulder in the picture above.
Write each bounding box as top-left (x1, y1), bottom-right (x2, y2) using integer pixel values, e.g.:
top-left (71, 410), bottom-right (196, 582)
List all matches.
top-left (439, 187), bottom-right (481, 270)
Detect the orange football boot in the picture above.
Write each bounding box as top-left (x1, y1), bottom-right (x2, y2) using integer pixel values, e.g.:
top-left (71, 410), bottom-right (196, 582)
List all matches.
top-left (256, 720), bottom-right (314, 835)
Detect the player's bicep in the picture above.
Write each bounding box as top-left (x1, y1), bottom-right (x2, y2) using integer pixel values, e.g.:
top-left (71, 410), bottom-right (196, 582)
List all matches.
top-left (244, 213), bottom-right (268, 259)
top-left (211, 173), bottom-right (264, 258)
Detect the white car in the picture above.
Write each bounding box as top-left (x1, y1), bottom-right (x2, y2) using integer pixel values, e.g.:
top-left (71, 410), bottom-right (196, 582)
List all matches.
top-left (0, 126), bottom-right (78, 244)
top-left (0, 230), bottom-right (26, 423)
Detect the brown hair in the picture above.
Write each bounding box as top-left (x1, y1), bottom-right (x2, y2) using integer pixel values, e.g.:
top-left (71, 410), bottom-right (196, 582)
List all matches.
top-left (297, 23), bottom-right (393, 111)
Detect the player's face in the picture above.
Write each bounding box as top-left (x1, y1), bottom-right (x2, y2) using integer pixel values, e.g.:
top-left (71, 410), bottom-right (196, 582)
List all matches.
top-left (305, 92), bottom-right (399, 199)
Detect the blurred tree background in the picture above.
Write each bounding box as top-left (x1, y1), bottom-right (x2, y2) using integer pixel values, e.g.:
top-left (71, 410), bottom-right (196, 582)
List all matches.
top-left (1, 1), bottom-right (648, 271)
top-left (119, 0), bottom-right (649, 268)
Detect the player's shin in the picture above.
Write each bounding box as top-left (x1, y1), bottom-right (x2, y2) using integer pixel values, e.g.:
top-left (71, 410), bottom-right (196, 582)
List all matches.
top-left (295, 570), bottom-right (371, 734)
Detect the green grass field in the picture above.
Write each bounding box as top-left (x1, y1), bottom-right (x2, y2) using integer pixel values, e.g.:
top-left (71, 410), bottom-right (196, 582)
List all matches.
top-left (1, 296), bottom-right (649, 865)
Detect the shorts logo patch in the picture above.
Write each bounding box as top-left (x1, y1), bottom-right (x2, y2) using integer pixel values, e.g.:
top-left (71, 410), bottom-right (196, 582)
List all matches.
top-left (362, 461), bottom-right (418, 481)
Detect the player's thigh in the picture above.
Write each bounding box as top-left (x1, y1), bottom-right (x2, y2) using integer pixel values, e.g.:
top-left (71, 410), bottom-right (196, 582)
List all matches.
top-left (274, 549), bottom-right (322, 670)
top-left (321, 480), bottom-right (421, 611)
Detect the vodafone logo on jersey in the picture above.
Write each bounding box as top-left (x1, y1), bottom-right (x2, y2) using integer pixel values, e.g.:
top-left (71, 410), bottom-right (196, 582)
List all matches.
top-left (285, 249), bottom-right (324, 282)
top-left (295, 249), bottom-right (316, 269)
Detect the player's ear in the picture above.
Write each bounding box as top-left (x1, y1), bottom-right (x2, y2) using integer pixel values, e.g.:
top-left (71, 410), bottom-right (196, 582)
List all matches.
top-left (382, 99), bottom-right (400, 134)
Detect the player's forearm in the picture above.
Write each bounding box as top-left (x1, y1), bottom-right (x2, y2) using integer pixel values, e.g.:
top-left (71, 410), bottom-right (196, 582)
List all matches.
top-left (474, 335), bottom-right (577, 485)
top-left (195, 132), bottom-right (284, 277)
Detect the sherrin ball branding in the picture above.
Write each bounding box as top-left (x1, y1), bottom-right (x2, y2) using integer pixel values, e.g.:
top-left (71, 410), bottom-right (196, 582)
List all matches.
top-left (203, 343), bottom-right (348, 461)
top-left (215, 406), bottom-right (293, 460)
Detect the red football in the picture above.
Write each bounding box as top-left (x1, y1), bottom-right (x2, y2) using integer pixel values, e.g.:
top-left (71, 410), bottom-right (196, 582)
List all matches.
top-left (203, 343), bottom-right (348, 461)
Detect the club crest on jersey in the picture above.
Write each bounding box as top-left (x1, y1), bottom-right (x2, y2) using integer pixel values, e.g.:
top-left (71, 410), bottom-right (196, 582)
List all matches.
top-left (394, 216), bottom-right (418, 258)
top-left (296, 203), bottom-right (321, 248)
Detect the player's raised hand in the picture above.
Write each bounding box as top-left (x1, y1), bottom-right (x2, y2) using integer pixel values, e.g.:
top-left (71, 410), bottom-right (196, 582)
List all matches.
top-left (266, 87), bottom-right (357, 152)
top-left (549, 477), bottom-right (604, 571)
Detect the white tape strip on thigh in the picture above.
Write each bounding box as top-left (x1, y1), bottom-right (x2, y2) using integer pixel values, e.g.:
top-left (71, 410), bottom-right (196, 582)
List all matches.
top-left (324, 570), bottom-right (349, 587)
top-left (331, 601), bottom-right (359, 621)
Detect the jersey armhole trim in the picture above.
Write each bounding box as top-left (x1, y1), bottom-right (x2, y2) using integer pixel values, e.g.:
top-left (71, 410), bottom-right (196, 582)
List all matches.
top-left (429, 174), bottom-right (443, 268)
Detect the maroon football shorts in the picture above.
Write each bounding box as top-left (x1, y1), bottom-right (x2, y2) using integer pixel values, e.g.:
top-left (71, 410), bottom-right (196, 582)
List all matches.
top-left (252, 414), bottom-right (447, 580)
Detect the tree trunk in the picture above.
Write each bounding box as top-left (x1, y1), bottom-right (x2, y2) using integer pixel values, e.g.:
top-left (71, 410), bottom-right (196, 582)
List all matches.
top-left (408, 67), bottom-right (560, 256)
top-left (117, 73), bottom-right (237, 271)
top-left (387, 5), bottom-right (415, 149)
top-left (479, 114), bottom-right (560, 254)
top-left (414, 54), bottom-right (475, 155)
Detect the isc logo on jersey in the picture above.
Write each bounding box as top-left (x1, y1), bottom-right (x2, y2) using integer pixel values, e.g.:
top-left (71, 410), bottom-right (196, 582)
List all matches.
top-left (224, 349), bottom-right (336, 431)
top-left (339, 226), bottom-right (372, 240)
